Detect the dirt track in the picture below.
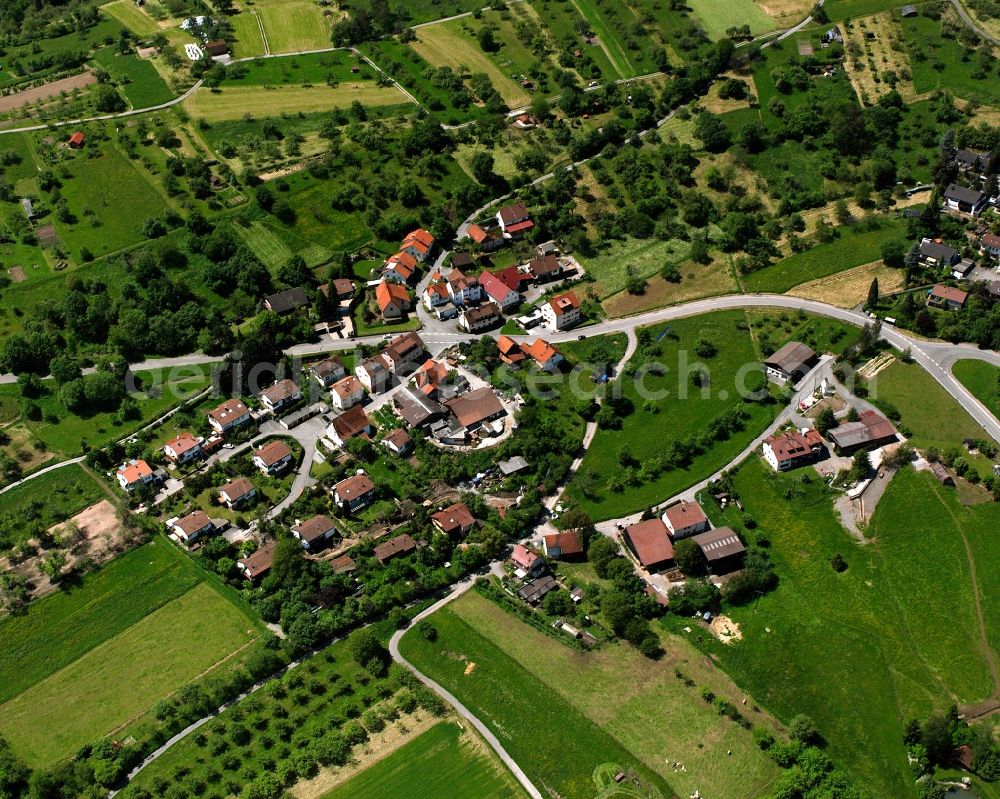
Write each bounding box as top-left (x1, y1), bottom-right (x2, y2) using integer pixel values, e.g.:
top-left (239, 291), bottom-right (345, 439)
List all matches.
top-left (0, 71), bottom-right (97, 113)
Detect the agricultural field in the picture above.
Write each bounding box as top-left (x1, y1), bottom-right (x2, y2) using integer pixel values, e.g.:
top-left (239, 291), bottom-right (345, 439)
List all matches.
top-left (184, 83), bottom-right (412, 122)
top-left (230, 10), bottom-right (269, 58)
top-left (578, 236), bottom-right (695, 298)
top-left (743, 218), bottom-right (906, 293)
top-left (100, 1), bottom-right (163, 37)
top-left (321, 721), bottom-right (526, 799)
top-left (824, 0), bottom-right (908, 22)
top-left (687, 0), bottom-right (776, 40)
top-left (840, 12), bottom-right (919, 104)
top-left (400, 590), bottom-right (784, 799)
top-left (787, 260), bottom-right (905, 307)
top-left (952, 359), bottom-right (1000, 421)
top-left (221, 51), bottom-right (367, 86)
top-left (601, 257), bottom-right (738, 317)
top-left (679, 462), bottom-right (1000, 798)
top-left (0, 539), bottom-right (264, 765)
top-left (91, 49), bottom-right (175, 108)
top-left (255, 0), bottom-right (334, 53)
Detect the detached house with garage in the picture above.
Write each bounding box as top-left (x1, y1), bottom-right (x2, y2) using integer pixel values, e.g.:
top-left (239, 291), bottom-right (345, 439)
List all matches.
top-left (327, 404), bottom-right (374, 447)
top-left (163, 432), bottom-right (203, 465)
top-left (292, 515), bottom-right (337, 550)
top-left (333, 473), bottom-right (377, 513)
top-left (944, 184), bottom-right (989, 216)
top-left (919, 238), bottom-right (961, 268)
top-left (259, 379), bottom-right (301, 412)
top-left (496, 202), bottom-right (534, 238)
top-left (252, 439), bottom-right (294, 475)
top-left (541, 291), bottom-right (581, 330)
top-left (208, 398), bottom-right (252, 434)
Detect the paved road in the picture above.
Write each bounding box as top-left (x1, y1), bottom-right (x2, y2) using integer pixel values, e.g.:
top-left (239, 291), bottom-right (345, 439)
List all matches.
top-left (388, 578), bottom-right (545, 799)
top-left (0, 455), bottom-right (85, 496)
top-left (949, 0), bottom-right (1000, 45)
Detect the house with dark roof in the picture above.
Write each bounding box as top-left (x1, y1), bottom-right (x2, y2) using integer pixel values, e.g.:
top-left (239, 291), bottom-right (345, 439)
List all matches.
top-left (374, 533), bottom-right (416, 563)
top-left (208, 398), bottom-right (252, 434)
top-left (918, 237), bottom-right (960, 267)
top-left (220, 477), bottom-right (256, 508)
top-left (309, 357), bottom-right (346, 387)
top-left (394, 386), bottom-right (446, 428)
top-left (927, 284), bottom-right (968, 310)
top-left (623, 519), bottom-right (674, 572)
top-left (692, 527), bottom-right (746, 575)
top-left (264, 287), bottom-right (310, 314)
top-left (528, 254), bottom-right (562, 283)
top-left (954, 148), bottom-right (992, 177)
top-left (382, 428), bottom-right (413, 456)
top-left (239, 541), bottom-right (275, 580)
top-left (496, 202), bottom-right (533, 238)
top-left (333, 474), bottom-right (376, 512)
top-left (292, 515), bottom-right (337, 550)
top-left (762, 429), bottom-right (824, 471)
top-left (982, 232), bottom-right (1000, 259)
top-left (460, 302), bottom-right (503, 332)
top-left (943, 184), bottom-right (989, 216)
top-left (518, 575), bottom-right (557, 604)
top-left (319, 278), bottom-right (355, 300)
top-left (381, 332), bottom-right (425, 375)
top-left (827, 411), bottom-right (898, 453)
top-left (327, 405), bottom-right (373, 446)
top-left (259, 378), bottom-right (301, 412)
top-left (169, 510), bottom-right (215, 544)
top-left (662, 500), bottom-right (710, 539)
top-left (764, 341), bottom-right (817, 382)
top-left (205, 39), bottom-right (230, 58)
top-left (431, 502), bottom-right (476, 537)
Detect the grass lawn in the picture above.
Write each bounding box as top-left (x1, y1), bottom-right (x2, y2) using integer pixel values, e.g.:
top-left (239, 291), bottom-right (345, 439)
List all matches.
top-left (184, 83), bottom-right (412, 121)
top-left (569, 310), bottom-right (779, 520)
top-left (677, 462), bottom-right (1000, 798)
top-left (0, 463), bottom-right (105, 552)
top-left (579, 236), bottom-right (694, 299)
top-left (602, 258), bottom-right (737, 317)
top-left (322, 721), bottom-right (526, 799)
top-left (410, 20), bottom-right (529, 108)
top-left (870, 359), bottom-right (999, 451)
top-left (743, 219), bottom-right (906, 293)
top-left (256, 0), bottom-right (332, 53)
top-left (952, 359), bottom-right (1000, 421)
top-left (56, 143), bottom-right (170, 260)
top-left (230, 11), bottom-right (268, 58)
top-left (687, 0), bottom-right (775, 39)
top-left (91, 48), bottom-right (175, 107)
top-left (222, 51), bottom-right (366, 86)
top-left (401, 590), bottom-right (783, 799)
top-left (0, 580), bottom-right (260, 765)
top-left (100, 0), bottom-right (162, 36)
top-left (233, 219), bottom-right (294, 269)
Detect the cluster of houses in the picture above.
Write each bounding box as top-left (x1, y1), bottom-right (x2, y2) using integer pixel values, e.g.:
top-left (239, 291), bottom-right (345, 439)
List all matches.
top-left (621, 500), bottom-right (747, 577)
top-left (507, 529), bottom-right (587, 612)
top-left (371, 228), bottom-right (436, 321)
top-left (914, 230), bottom-right (1000, 312)
top-left (762, 411), bottom-right (898, 474)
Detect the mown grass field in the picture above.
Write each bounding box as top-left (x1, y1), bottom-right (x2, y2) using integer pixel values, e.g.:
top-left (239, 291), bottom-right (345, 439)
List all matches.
top-left (230, 11), bottom-right (268, 58)
top-left (872, 359), bottom-right (998, 451)
top-left (100, 1), bottom-right (162, 37)
top-left (257, 0), bottom-right (332, 53)
top-left (743, 219), bottom-right (906, 293)
top-left (401, 591), bottom-right (783, 799)
top-left (681, 463), bottom-right (1000, 798)
top-left (91, 49), bottom-right (175, 108)
top-left (687, 0), bottom-right (775, 39)
top-left (184, 83), bottom-right (411, 121)
top-left (579, 236), bottom-right (694, 298)
top-left (410, 20), bottom-right (530, 108)
top-left (0, 581), bottom-right (259, 765)
top-left (323, 721), bottom-right (526, 799)
top-left (824, 0), bottom-right (905, 21)
top-left (569, 310), bottom-right (779, 520)
top-left (222, 51), bottom-right (366, 85)
top-left (952, 359), bottom-right (1000, 422)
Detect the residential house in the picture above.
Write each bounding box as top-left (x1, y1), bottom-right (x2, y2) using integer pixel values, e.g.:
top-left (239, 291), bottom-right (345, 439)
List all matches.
top-left (431, 502), bottom-right (476, 537)
top-left (238, 541), bottom-right (275, 581)
top-left (382, 428), bottom-right (413, 456)
top-left (309, 357), bottom-right (347, 387)
top-left (414, 359), bottom-right (450, 399)
top-left (400, 228), bottom-right (435, 263)
top-left (444, 386), bottom-right (505, 430)
top-left (466, 222), bottom-right (504, 252)
top-left (330, 555), bottom-right (356, 574)
top-left (762, 429), bottom-right (824, 471)
top-left (252, 439), bottom-right (294, 475)
top-left (954, 148), bottom-right (993, 177)
top-left (117, 459), bottom-right (157, 491)
top-left (944, 184), bottom-right (989, 215)
top-left (541, 291), bottom-right (581, 331)
top-left (422, 282), bottom-right (453, 312)
top-left (395, 386), bottom-right (446, 428)
top-left (827, 410), bottom-right (898, 453)
top-left (259, 379), bottom-right (301, 412)
top-left (692, 527), bottom-right (746, 575)
top-left (479, 271), bottom-right (521, 311)
top-left (355, 357), bottom-right (392, 394)
top-left (375, 279), bottom-right (411, 319)
top-left (763, 341), bottom-right (817, 382)
top-left (919, 238), bottom-right (960, 268)
top-left (330, 375), bottom-right (365, 411)
top-left (383, 251), bottom-right (418, 284)
top-left (451, 252), bottom-right (473, 270)
top-left (522, 338), bottom-right (563, 371)
top-left (327, 405), bottom-right (374, 446)
top-left (496, 202), bottom-right (534, 238)
top-left (528, 254), bottom-right (561, 283)
top-left (333, 473), bottom-right (377, 512)
top-left (492, 266), bottom-right (525, 292)
top-left (981, 232), bottom-right (1000, 259)
top-left (170, 510), bottom-right (215, 545)
top-left (163, 432), bottom-right (202, 465)
top-left (320, 278), bottom-right (355, 300)
top-left (510, 543), bottom-right (545, 578)
top-left (498, 335), bottom-right (528, 367)
top-left (68, 131), bottom-right (85, 149)
top-left (220, 477), bottom-right (256, 508)
top-left (208, 398), bottom-right (252, 434)
top-left (927, 284), bottom-right (968, 310)
top-left (292, 515), bottom-right (337, 550)
top-left (374, 533), bottom-right (417, 564)
top-left (447, 269), bottom-right (482, 306)
top-left (264, 287), bottom-right (310, 315)
top-left (622, 519), bottom-right (674, 572)
top-left (381, 332), bottom-right (426, 375)
top-left (662, 500), bottom-right (710, 539)
top-left (460, 302), bottom-right (503, 332)
top-left (542, 529), bottom-right (584, 560)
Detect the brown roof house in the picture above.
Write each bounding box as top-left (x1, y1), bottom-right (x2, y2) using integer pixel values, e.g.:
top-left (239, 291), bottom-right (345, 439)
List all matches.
top-left (355, 357), bottom-right (392, 395)
top-left (444, 387), bottom-right (505, 430)
top-left (827, 411), bottom-right (897, 453)
top-left (623, 518), bottom-right (674, 572)
top-left (330, 375), bottom-right (365, 411)
top-left (239, 541), bottom-right (275, 581)
top-left (251, 439), bottom-right (295, 475)
top-left (163, 432), bottom-right (203, 465)
top-left (259, 379), bottom-right (301, 413)
top-left (926, 284), bottom-right (968, 310)
top-left (431, 502), bottom-right (476, 537)
top-left (374, 533), bottom-right (417, 564)
top-left (762, 429), bottom-right (824, 471)
top-left (292, 515), bottom-right (337, 550)
top-left (381, 332), bottom-right (426, 375)
top-left (496, 202), bottom-right (533, 238)
top-left (382, 428), bottom-right (413, 456)
top-left (333, 473), bottom-right (376, 513)
top-left (309, 357), bottom-right (347, 387)
top-left (327, 405), bottom-right (373, 447)
top-left (692, 527), bottom-right (746, 575)
top-left (460, 302), bottom-right (502, 333)
top-left (764, 341), bottom-right (817, 383)
top-left (220, 477), bottom-right (256, 509)
top-left (169, 510), bottom-right (215, 545)
top-left (662, 500), bottom-right (710, 540)
top-left (528, 254), bottom-right (562, 283)
top-left (208, 398), bottom-right (252, 434)
top-left (542, 529), bottom-right (585, 560)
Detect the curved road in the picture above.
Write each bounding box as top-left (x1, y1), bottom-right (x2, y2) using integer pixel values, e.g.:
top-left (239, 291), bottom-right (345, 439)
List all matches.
top-left (388, 579), bottom-right (544, 799)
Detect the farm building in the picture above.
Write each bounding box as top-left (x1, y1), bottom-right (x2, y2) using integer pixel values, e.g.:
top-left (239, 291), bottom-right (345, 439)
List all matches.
top-left (764, 341), bottom-right (817, 382)
top-left (930, 462), bottom-right (954, 485)
top-left (518, 575), bottom-right (557, 604)
top-left (622, 519), bottom-right (674, 572)
top-left (827, 411), bottom-right (898, 453)
top-left (444, 387), bottom-right (505, 430)
top-left (662, 500), bottom-right (710, 539)
top-left (692, 527), bottom-right (746, 575)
